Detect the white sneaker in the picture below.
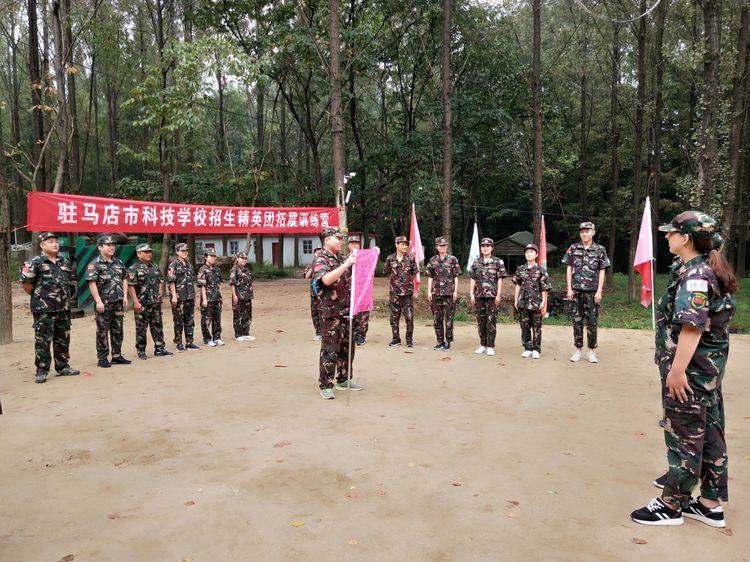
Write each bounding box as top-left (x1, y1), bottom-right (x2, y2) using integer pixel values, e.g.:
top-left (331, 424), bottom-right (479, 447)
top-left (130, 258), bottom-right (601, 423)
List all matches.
top-left (214, 339), bottom-right (225, 346)
top-left (206, 340), bottom-right (217, 347)
top-left (531, 350), bottom-right (541, 359)
top-left (570, 349), bottom-right (582, 362)
top-left (486, 348), bottom-right (495, 356)
top-left (587, 351), bottom-right (598, 363)
top-left (521, 350), bottom-right (533, 358)
top-left (474, 346), bottom-right (487, 354)
top-left (245, 335), bottom-right (256, 341)
top-left (313, 334), bottom-right (322, 341)
top-left (235, 336), bottom-right (245, 342)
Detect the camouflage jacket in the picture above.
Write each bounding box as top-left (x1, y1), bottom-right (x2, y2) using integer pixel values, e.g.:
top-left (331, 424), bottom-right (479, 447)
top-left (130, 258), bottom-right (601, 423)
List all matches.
top-left (561, 242), bottom-right (610, 291)
top-left (127, 261), bottom-right (164, 306)
top-left (425, 254), bottom-right (461, 296)
top-left (469, 257), bottom-right (507, 298)
top-left (86, 255), bottom-right (127, 303)
top-left (312, 249), bottom-right (351, 318)
top-left (19, 254), bottom-right (74, 313)
top-left (167, 258), bottom-right (196, 300)
top-left (197, 264), bottom-right (222, 302)
top-left (654, 254), bottom-right (735, 403)
top-left (383, 253), bottom-right (419, 297)
top-left (512, 264), bottom-right (551, 310)
top-left (229, 264), bottom-right (254, 300)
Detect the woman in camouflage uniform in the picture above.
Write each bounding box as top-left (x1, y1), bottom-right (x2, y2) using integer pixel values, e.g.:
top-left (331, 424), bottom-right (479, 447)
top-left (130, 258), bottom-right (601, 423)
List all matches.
top-left (468, 237), bottom-right (507, 356)
top-left (631, 211), bottom-right (739, 528)
top-left (511, 244), bottom-right (550, 359)
top-left (230, 251), bottom-right (255, 342)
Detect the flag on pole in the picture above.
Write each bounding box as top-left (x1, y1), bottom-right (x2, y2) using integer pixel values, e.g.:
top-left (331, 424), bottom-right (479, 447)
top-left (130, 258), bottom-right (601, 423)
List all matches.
top-left (408, 204), bottom-right (425, 294)
top-left (467, 222), bottom-right (480, 272)
top-left (633, 196), bottom-right (654, 308)
top-left (538, 215), bottom-right (548, 271)
top-left (350, 247), bottom-right (381, 316)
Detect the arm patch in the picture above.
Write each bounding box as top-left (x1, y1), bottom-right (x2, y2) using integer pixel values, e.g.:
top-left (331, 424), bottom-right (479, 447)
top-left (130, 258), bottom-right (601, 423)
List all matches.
top-left (686, 279), bottom-right (709, 292)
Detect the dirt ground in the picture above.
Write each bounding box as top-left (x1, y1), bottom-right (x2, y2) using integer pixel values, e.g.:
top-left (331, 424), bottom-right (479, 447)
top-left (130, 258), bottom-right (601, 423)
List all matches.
top-left (1, 278), bottom-right (748, 561)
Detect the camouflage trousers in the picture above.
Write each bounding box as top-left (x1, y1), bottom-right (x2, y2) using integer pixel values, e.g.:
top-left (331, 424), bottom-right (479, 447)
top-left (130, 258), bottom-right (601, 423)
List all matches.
top-left (310, 295), bottom-right (322, 336)
top-left (661, 389), bottom-right (728, 504)
top-left (95, 301), bottom-right (124, 360)
top-left (518, 308), bottom-right (542, 351)
top-left (200, 300), bottom-right (222, 342)
top-left (389, 294), bottom-right (414, 343)
top-left (233, 299), bottom-right (253, 338)
top-left (475, 297), bottom-right (498, 348)
top-left (354, 311), bottom-right (370, 340)
top-left (134, 303), bottom-right (165, 353)
top-left (172, 299), bottom-right (195, 345)
top-left (319, 315), bottom-right (356, 389)
top-left (431, 295), bottom-right (455, 344)
top-left (572, 290), bottom-right (599, 349)
top-left (33, 311), bottom-right (71, 373)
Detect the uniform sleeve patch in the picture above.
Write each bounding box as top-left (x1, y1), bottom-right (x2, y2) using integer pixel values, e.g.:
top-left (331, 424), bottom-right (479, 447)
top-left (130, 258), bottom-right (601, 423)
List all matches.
top-left (686, 279), bottom-right (709, 292)
top-left (689, 292), bottom-right (708, 309)
top-left (87, 263), bottom-right (96, 270)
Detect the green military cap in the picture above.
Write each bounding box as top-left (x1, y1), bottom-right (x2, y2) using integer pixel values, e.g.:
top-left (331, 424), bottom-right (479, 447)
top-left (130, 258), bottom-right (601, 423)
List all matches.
top-left (579, 221), bottom-right (596, 231)
top-left (435, 236), bottom-right (448, 245)
top-left (348, 236), bottom-right (361, 244)
top-left (203, 247), bottom-right (217, 256)
top-left (136, 243), bottom-right (152, 252)
top-left (97, 234), bottom-right (116, 245)
top-left (395, 236), bottom-right (409, 244)
top-left (480, 237), bottom-right (494, 246)
top-left (236, 251), bottom-right (248, 259)
top-left (321, 227), bottom-right (343, 239)
top-left (38, 232), bottom-right (57, 242)
top-left (313, 246), bottom-right (322, 252)
top-left (524, 243), bottom-right (539, 253)
top-left (658, 210), bottom-right (717, 240)
top-left (175, 242), bottom-right (189, 251)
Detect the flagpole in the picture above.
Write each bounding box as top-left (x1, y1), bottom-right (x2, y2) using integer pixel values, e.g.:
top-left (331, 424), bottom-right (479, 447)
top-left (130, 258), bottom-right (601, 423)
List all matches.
top-left (650, 258), bottom-right (656, 330)
top-left (347, 258), bottom-right (355, 407)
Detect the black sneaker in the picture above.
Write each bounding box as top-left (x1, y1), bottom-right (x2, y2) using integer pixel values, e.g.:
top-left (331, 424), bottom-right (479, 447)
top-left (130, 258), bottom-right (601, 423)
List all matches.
top-left (35, 370), bottom-right (48, 384)
top-left (630, 497), bottom-right (684, 526)
top-left (355, 336), bottom-right (366, 346)
top-left (406, 342), bottom-right (413, 348)
top-left (176, 343), bottom-right (185, 352)
top-left (154, 349), bottom-right (173, 357)
top-left (653, 472), bottom-right (668, 489)
top-left (433, 343), bottom-right (445, 351)
top-left (98, 358), bottom-right (111, 368)
top-left (442, 342), bottom-right (450, 351)
top-left (186, 343), bottom-right (200, 350)
top-left (111, 356), bottom-right (132, 365)
top-left (389, 338), bottom-right (402, 347)
top-left (137, 351), bottom-right (147, 360)
top-left (56, 366), bottom-right (80, 376)
top-left (682, 497), bottom-right (726, 528)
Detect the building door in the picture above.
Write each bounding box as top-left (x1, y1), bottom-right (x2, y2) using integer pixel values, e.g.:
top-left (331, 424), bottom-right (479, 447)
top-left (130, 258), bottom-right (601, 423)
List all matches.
top-left (272, 242), bottom-right (283, 267)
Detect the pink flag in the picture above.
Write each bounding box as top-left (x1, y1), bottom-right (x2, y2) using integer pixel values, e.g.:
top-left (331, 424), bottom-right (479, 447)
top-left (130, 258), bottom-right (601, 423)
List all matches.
top-left (538, 215), bottom-right (547, 271)
top-left (633, 197), bottom-right (654, 308)
top-left (351, 247), bottom-right (381, 316)
top-left (408, 203), bottom-right (424, 294)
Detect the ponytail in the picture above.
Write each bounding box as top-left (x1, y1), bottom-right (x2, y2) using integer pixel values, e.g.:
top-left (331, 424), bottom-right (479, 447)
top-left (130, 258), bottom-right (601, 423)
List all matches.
top-left (692, 236), bottom-right (740, 295)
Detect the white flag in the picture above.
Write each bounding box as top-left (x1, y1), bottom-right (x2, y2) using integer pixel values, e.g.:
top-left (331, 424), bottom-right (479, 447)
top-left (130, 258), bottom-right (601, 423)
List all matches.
top-left (466, 222), bottom-right (480, 272)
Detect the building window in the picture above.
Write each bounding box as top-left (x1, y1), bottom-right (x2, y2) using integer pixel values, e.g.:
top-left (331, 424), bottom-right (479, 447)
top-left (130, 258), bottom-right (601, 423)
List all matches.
top-left (303, 239), bottom-right (313, 254)
top-left (195, 241), bottom-right (204, 255)
top-left (229, 240), bottom-right (239, 255)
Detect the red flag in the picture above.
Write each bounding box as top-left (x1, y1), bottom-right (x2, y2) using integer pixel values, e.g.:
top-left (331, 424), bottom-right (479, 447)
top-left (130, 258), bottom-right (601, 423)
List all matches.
top-left (538, 215), bottom-right (547, 271)
top-left (408, 203), bottom-right (424, 294)
top-left (633, 197), bottom-right (654, 308)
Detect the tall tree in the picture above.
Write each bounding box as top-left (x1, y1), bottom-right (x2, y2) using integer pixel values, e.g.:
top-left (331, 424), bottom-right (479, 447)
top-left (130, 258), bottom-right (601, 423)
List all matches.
top-left (28, 0), bottom-right (47, 194)
top-left (531, 0), bottom-right (542, 243)
top-left (0, 166), bottom-right (12, 344)
top-left (441, 0), bottom-right (453, 246)
top-left (606, 22), bottom-right (621, 285)
top-left (697, 0), bottom-right (721, 211)
top-left (330, 0), bottom-right (347, 232)
top-left (650, 0), bottom-right (668, 241)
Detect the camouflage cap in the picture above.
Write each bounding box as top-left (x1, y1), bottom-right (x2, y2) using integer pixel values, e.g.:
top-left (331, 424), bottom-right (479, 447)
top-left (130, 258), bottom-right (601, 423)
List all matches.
top-left (395, 236), bottom-right (409, 244)
top-left (97, 234), bottom-right (116, 245)
top-left (136, 243), bottom-right (152, 252)
top-left (579, 221), bottom-right (596, 231)
top-left (435, 236), bottom-right (448, 245)
top-left (38, 232), bottom-right (58, 242)
top-left (321, 227), bottom-right (344, 239)
top-left (658, 210), bottom-right (717, 240)
top-left (175, 242), bottom-right (189, 251)
top-left (203, 247), bottom-right (217, 256)
top-left (236, 251), bottom-right (248, 259)
top-left (524, 243), bottom-right (539, 253)
top-left (313, 246), bottom-right (322, 253)
top-left (348, 236), bottom-right (361, 244)
top-left (480, 237), bottom-right (494, 246)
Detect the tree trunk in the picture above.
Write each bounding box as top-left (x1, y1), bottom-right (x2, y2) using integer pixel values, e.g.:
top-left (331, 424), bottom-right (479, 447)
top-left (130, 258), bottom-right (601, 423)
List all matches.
top-left (42, 0), bottom-right (52, 192)
top-left (63, 0), bottom-right (80, 192)
top-left (51, 0), bottom-right (69, 194)
top-left (698, 0), bottom-right (721, 211)
top-left (28, 0), bottom-right (46, 194)
top-left (0, 168), bottom-right (12, 344)
top-left (738, 39), bottom-right (750, 278)
top-left (279, 82), bottom-right (288, 185)
top-left (105, 78), bottom-right (119, 190)
top-left (330, 0), bottom-right (347, 233)
top-left (155, 0), bottom-right (172, 278)
top-left (441, 0), bottom-right (453, 247)
top-left (606, 23), bottom-right (622, 285)
top-left (531, 0), bottom-right (542, 243)
top-left (579, 31), bottom-right (589, 217)
top-left (216, 55), bottom-right (226, 162)
top-left (651, 0), bottom-right (667, 246)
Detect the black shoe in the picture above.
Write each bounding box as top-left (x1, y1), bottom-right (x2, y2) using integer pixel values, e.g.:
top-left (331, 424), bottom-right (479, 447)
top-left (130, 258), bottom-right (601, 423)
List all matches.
top-left (442, 342), bottom-right (450, 351)
top-left (433, 343), bottom-right (445, 351)
top-left (154, 349), bottom-right (173, 357)
top-left (406, 341), bottom-right (413, 348)
top-left (355, 336), bottom-right (365, 346)
top-left (111, 356), bottom-right (132, 365)
top-left (176, 343), bottom-right (185, 352)
top-left (137, 351), bottom-right (147, 360)
top-left (186, 343), bottom-right (200, 350)
top-left (35, 370), bottom-right (48, 384)
top-left (98, 358), bottom-right (111, 368)
top-left (653, 472), bottom-right (668, 489)
top-left (56, 366), bottom-right (80, 376)
top-left (630, 498), bottom-right (683, 526)
top-left (389, 338), bottom-right (402, 347)
top-left (681, 497), bottom-right (726, 528)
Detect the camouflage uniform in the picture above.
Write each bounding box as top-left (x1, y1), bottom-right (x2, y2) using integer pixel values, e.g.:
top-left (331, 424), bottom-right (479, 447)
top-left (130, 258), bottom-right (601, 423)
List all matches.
top-left (425, 252), bottom-right (462, 345)
top-left (197, 262), bottom-right (223, 342)
top-left (512, 263), bottom-right (551, 352)
top-left (313, 247), bottom-right (355, 390)
top-left (561, 240), bottom-right (610, 349)
top-left (469, 255), bottom-right (507, 348)
top-left (383, 252), bottom-right (419, 344)
top-left (229, 262), bottom-right (253, 338)
top-left (87, 254), bottom-right (127, 360)
top-left (353, 311), bottom-right (370, 341)
top-left (127, 260), bottom-right (166, 353)
top-left (167, 256), bottom-right (197, 345)
top-left (20, 252), bottom-right (75, 374)
top-left (303, 262), bottom-right (322, 336)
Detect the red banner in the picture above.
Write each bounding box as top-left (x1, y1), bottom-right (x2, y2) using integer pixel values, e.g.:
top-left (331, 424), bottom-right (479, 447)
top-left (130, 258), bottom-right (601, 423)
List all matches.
top-left (27, 192), bottom-right (338, 234)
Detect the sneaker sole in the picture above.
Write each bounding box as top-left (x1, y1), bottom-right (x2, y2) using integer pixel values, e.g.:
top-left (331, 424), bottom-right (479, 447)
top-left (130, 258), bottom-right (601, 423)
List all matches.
top-left (631, 515), bottom-right (684, 526)
top-left (320, 392), bottom-right (335, 400)
top-left (682, 512), bottom-right (726, 528)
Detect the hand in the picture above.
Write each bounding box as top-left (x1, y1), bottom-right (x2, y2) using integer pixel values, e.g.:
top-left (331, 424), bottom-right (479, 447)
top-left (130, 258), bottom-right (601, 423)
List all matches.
top-left (123, 297), bottom-right (129, 308)
top-left (453, 291), bottom-right (458, 303)
top-left (95, 301), bottom-right (105, 313)
top-left (470, 295), bottom-right (475, 305)
top-left (202, 298), bottom-right (207, 308)
top-left (494, 295), bottom-right (501, 306)
top-left (171, 295), bottom-right (177, 306)
top-left (134, 301), bottom-right (143, 313)
top-left (232, 295), bottom-right (238, 305)
top-left (427, 292), bottom-right (432, 303)
top-left (345, 253), bottom-right (357, 268)
top-left (566, 289), bottom-right (573, 300)
top-left (666, 368), bottom-right (693, 403)
top-left (594, 291), bottom-right (602, 304)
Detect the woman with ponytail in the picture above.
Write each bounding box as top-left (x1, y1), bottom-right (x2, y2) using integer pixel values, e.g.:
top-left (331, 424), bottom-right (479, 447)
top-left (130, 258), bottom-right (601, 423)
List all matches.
top-left (631, 211), bottom-right (739, 528)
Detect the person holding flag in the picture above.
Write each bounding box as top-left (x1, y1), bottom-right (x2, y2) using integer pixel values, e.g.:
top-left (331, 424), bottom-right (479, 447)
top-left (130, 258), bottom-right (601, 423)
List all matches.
top-left (383, 236), bottom-right (419, 347)
top-left (426, 237), bottom-right (461, 351)
top-left (469, 237), bottom-right (507, 356)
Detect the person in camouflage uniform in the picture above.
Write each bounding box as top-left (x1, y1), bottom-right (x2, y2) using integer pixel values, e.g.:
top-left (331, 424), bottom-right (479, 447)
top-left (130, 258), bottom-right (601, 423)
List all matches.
top-left (312, 227), bottom-right (361, 400)
top-left (561, 221), bottom-right (611, 363)
top-left (512, 244), bottom-right (551, 359)
top-left (19, 232), bottom-right (80, 383)
top-left (303, 246), bottom-right (323, 340)
top-left (348, 236), bottom-right (370, 345)
top-left (127, 243), bottom-right (172, 360)
top-left (167, 242), bottom-right (199, 351)
top-left (631, 211), bottom-right (739, 528)
top-left (383, 235), bottom-right (419, 347)
top-left (426, 236), bottom-right (461, 351)
top-left (230, 251), bottom-right (255, 342)
top-left (469, 237), bottom-right (507, 356)
top-left (197, 248), bottom-right (224, 346)
top-left (87, 234), bottom-right (131, 368)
